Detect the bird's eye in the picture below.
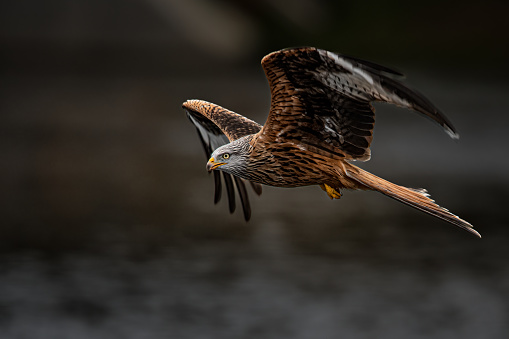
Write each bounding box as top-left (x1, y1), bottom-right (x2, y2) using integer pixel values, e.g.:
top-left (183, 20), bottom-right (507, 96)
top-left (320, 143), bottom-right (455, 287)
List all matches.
top-left (223, 153), bottom-right (230, 159)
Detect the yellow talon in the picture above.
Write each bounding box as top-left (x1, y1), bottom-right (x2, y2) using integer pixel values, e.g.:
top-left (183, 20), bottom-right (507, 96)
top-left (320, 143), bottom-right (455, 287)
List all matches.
top-left (320, 184), bottom-right (342, 199)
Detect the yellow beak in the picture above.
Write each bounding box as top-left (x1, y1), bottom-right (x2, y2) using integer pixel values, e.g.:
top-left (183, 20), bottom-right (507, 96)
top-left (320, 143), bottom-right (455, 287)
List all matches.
top-left (206, 157), bottom-right (226, 172)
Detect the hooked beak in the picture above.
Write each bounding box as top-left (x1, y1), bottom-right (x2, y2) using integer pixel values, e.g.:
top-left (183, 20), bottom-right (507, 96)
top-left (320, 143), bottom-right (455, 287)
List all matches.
top-left (206, 157), bottom-right (226, 172)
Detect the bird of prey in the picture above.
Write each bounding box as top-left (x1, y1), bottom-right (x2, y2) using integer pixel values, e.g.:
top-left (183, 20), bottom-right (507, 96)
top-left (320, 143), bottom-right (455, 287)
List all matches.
top-left (183, 47), bottom-right (480, 237)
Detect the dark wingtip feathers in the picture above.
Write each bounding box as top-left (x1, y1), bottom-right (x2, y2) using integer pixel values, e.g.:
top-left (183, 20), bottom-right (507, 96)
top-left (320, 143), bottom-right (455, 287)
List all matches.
top-left (377, 75), bottom-right (460, 140)
top-left (234, 177), bottom-right (251, 221)
top-left (250, 182), bottom-right (263, 196)
top-left (213, 171), bottom-right (222, 204)
top-left (222, 173), bottom-right (236, 214)
top-left (214, 172), bottom-right (261, 221)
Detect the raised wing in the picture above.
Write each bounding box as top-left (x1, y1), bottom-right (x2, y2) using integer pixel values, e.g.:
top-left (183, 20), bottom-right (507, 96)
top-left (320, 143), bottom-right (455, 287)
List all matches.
top-left (259, 47), bottom-right (458, 161)
top-left (183, 100), bottom-right (263, 220)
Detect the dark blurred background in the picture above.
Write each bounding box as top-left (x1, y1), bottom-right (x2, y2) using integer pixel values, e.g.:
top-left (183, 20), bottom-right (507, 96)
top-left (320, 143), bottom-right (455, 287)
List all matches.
top-left (1, 0), bottom-right (508, 338)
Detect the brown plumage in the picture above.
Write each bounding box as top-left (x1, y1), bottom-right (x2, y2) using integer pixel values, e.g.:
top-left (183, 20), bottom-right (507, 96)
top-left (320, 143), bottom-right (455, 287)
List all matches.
top-left (183, 47), bottom-right (480, 237)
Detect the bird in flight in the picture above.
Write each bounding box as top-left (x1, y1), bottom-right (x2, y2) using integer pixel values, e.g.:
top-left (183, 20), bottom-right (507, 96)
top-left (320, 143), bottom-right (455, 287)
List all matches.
top-left (183, 47), bottom-right (480, 237)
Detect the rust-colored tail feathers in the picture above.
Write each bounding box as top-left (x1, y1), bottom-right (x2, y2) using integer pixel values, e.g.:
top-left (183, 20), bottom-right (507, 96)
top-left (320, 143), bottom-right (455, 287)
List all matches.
top-left (346, 166), bottom-right (480, 238)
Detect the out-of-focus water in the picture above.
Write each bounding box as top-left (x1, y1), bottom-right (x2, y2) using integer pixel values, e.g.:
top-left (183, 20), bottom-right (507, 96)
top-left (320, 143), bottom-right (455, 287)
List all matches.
top-left (0, 223), bottom-right (507, 339)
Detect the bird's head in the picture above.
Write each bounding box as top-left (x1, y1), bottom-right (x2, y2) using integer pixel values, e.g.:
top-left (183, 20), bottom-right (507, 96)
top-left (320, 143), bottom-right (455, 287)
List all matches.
top-left (206, 139), bottom-right (249, 174)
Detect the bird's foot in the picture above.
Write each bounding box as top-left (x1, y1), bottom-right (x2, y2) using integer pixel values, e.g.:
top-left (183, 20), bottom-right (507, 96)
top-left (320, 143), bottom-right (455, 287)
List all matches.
top-left (320, 184), bottom-right (342, 199)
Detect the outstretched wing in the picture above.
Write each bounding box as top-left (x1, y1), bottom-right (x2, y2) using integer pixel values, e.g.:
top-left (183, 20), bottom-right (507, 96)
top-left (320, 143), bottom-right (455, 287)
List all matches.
top-left (183, 100), bottom-right (263, 220)
top-left (259, 47), bottom-right (458, 161)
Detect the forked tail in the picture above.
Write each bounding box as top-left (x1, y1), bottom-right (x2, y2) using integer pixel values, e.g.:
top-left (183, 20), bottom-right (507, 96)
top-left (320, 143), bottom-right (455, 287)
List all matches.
top-left (345, 165), bottom-right (480, 238)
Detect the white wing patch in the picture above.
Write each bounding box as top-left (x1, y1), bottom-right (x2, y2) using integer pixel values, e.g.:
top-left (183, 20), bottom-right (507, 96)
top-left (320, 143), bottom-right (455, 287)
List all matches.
top-left (318, 50), bottom-right (412, 109)
top-left (323, 50), bottom-right (375, 86)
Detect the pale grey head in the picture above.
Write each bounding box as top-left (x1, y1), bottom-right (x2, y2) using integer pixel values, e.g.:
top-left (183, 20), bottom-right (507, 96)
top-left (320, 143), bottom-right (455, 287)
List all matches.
top-left (206, 136), bottom-right (251, 176)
